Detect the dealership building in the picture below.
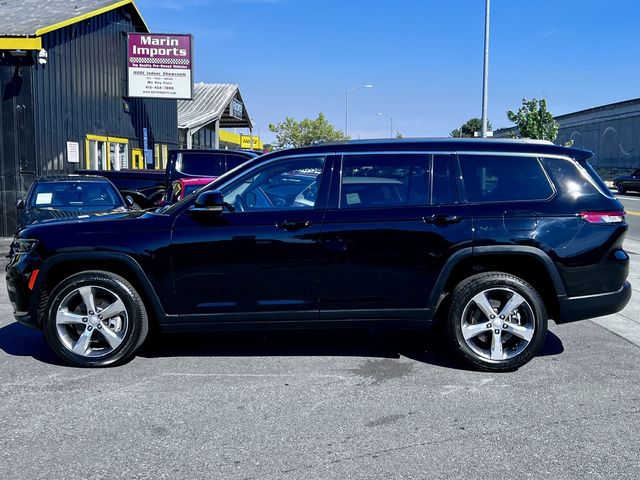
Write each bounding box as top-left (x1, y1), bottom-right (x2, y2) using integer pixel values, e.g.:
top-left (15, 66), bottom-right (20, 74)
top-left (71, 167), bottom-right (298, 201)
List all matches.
top-left (178, 82), bottom-right (262, 152)
top-left (0, 0), bottom-right (179, 236)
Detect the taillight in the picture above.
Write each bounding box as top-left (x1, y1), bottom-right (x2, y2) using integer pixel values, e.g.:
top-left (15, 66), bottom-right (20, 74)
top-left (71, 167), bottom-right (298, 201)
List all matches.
top-left (579, 211), bottom-right (626, 224)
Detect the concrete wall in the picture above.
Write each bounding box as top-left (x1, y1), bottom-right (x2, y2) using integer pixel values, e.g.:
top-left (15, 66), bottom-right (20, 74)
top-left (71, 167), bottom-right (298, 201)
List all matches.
top-left (555, 99), bottom-right (640, 170)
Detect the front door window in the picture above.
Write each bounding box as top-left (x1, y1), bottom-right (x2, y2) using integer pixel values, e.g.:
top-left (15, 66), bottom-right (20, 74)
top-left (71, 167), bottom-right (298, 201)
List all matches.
top-left (221, 157), bottom-right (325, 212)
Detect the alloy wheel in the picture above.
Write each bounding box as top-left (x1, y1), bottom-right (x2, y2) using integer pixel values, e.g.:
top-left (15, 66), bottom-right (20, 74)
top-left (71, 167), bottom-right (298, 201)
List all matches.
top-left (460, 287), bottom-right (536, 361)
top-left (55, 285), bottom-right (129, 358)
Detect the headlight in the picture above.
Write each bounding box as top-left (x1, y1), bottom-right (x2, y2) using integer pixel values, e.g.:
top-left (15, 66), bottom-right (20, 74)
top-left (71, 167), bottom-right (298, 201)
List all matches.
top-left (12, 238), bottom-right (38, 253)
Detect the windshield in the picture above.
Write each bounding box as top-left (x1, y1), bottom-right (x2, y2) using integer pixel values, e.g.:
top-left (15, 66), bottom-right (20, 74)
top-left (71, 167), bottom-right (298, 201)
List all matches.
top-left (29, 181), bottom-right (123, 211)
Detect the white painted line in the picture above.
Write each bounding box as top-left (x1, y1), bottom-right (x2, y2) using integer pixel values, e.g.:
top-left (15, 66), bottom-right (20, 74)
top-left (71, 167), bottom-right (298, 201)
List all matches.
top-left (617, 195), bottom-right (640, 201)
top-left (162, 372), bottom-right (348, 379)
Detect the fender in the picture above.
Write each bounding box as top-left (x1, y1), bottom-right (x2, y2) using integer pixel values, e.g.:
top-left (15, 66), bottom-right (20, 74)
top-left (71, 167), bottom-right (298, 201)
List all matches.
top-left (29, 251), bottom-right (174, 325)
top-left (428, 245), bottom-right (567, 307)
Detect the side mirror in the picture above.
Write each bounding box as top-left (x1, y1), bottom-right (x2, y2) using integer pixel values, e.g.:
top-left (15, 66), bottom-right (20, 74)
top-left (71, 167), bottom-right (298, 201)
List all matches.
top-left (16, 199), bottom-right (24, 209)
top-left (124, 195), bottom-right (135, 207)
top-left (191, 190), bottom-right (224, 214)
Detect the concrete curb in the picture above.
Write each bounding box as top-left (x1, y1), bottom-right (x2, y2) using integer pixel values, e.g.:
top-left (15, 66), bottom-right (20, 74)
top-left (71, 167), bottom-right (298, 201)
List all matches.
top-left (589, 237), bottom-right (640, 347)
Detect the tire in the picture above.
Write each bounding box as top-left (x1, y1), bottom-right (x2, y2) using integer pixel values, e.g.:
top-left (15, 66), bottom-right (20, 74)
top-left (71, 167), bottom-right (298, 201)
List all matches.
top-left (44, 271), bottom-right (149, 367)
top-left (617, 184), bottom-right (626, 194)
top-left (445, 272), bottom-right (547, 372)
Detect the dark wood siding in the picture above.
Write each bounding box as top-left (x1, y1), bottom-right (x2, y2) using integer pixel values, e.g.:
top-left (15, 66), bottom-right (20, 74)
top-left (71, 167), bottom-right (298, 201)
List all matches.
top-left (31, 6), bottom-right (178, 174)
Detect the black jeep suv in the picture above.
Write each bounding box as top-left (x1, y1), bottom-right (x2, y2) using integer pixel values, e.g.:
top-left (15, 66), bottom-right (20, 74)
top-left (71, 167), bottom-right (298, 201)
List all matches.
top-left (6, 139), bottom-right (631, 371)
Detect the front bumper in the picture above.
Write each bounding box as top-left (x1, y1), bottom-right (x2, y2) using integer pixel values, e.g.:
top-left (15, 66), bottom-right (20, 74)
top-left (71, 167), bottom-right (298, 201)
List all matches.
top-left (557, 281), bottom-right (632, 323)
top-left (6, 252), bottom-right (42, 329)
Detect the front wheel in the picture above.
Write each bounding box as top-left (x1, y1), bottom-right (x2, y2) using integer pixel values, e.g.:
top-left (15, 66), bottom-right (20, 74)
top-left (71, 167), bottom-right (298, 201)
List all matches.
top-left (44, 271), bottom-right (149, 367)
top-left (617, 184), bottom-right (627, 194)
top-left (445, 272), bottom-right (547, 371)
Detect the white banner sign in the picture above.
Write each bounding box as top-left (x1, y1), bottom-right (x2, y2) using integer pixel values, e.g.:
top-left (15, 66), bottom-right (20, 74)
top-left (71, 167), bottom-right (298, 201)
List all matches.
top-left (127, 33), bottom-right (193, 100)
top-left (67, 141), bottom-right (79, 163)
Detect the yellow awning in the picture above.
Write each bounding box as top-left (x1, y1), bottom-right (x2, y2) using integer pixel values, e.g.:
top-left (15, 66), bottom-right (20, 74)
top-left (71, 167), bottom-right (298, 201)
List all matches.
top-left (219, 130), bottom-right (263, 150)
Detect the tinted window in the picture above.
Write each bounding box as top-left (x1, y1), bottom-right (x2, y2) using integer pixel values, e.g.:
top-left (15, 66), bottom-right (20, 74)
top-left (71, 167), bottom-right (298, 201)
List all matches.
top-left (226, 155), bottom-right (249, 171)
top-left (459, 155), bottom-right (553, 202)
top-left (30, 181), bottom-right (122, 210)
top-left (184, 184), bottom-right (204, 197)
top-left (541, 157), bottom-right (601, 197)
top-left (340, 154), bottom-right (430, 208)
top-left (177, 153), bottom-right (225, 176)
top-left (581, 161), bottom-right (614, 197)
top-left (432, 154), bottom-right (458, 205)
top-left (222, 157), bottom-right (324, 211)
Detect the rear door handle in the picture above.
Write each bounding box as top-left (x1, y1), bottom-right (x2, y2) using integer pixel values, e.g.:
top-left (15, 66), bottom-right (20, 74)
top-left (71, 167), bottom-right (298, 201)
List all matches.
top-left (276, 219), bottom-right (312, 231)
top-left (422, 214), bottom-right (463, 225)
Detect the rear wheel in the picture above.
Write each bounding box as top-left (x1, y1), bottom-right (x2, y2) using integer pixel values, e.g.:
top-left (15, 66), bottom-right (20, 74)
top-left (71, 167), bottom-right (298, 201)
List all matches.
top-left (617, 184), bottom-right (627, 194)
top-left (445, 272), bottom-right (547, 371)
top-left (44, 271), bottom-right (148, 367)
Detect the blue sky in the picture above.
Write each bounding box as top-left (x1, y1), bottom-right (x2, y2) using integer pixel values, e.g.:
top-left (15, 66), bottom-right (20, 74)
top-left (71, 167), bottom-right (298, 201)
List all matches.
top-left (136, 0), bottom-right (640, 142)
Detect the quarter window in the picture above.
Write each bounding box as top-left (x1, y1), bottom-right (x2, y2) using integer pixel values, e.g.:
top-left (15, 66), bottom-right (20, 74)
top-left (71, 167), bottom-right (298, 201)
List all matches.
top-left (459, 155), bottom-right (553, 203)
top-left (340, 154), bottom-right (430, 208)
top-left (541, 157), bottom-right (601, 197)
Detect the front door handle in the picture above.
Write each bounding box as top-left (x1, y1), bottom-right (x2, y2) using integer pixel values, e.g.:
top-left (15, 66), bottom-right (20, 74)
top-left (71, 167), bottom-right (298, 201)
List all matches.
top-left (422, 214), bottom-right (463, 225)
top-left (276, 219), bottom-right (312, 231)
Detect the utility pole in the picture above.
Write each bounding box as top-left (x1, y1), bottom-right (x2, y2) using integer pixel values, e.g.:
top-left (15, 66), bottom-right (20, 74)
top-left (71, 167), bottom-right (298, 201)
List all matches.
top-left (481, 0), bottom-right (490, 137)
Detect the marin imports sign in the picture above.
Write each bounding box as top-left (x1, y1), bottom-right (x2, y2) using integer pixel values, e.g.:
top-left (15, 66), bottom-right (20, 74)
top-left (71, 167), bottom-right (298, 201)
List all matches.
top-left (127, 33), bottom-right (193, 100)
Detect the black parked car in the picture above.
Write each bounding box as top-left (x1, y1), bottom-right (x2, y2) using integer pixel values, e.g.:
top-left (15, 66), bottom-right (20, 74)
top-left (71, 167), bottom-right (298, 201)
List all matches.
top-left (6, 139), bottom-right (631, 371)
top-left (16, 175), bottom-right (131, 230)
top-left (613, 168), bottom-right (640, 194)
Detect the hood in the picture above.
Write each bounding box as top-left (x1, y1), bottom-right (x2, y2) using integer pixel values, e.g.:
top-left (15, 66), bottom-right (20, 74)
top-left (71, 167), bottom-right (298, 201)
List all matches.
top-left (19, 206), bottom-right (130, 228)
top-left (17, 209), bottom-right (166, 240)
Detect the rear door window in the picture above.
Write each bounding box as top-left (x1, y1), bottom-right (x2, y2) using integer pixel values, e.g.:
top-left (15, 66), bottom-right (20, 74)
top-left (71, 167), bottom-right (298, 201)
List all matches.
top-left (339, 154), bottom-right (430, 208)
top-left (431, 154), bottom-right (458, 205)
top-left (459, 154), bottom-right (553, 203)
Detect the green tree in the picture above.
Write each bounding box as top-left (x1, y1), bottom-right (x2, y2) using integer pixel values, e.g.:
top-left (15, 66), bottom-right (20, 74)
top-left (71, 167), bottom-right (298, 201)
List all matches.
top-left (268, 113), bottom-right (348, 150)
top-left (506, 98), bottom-right (559, 141)
top-left (450, 118), bottom-right (492, 138)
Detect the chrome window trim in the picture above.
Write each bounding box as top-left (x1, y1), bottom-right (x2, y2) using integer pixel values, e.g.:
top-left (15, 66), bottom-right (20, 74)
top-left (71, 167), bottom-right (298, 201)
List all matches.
top-left (170, 149), bottom-right (602, 213)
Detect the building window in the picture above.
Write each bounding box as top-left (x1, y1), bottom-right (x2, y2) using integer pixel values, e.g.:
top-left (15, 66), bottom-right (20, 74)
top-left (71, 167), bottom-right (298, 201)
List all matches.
top-left (154, 144), bottom-right (160, 169)
top-left (86, 135), bottom-right (129, 170)
top-left (161, 144), bottom-right (169, 169)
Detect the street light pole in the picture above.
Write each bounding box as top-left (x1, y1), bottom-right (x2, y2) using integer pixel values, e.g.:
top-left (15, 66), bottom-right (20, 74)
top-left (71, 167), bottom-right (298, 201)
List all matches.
top-left (377, 112), bottom-right (393, 138)
top-left (345, 84), bottom-right (373, 137)
top-left (481, 0), bottom-right (490, 137)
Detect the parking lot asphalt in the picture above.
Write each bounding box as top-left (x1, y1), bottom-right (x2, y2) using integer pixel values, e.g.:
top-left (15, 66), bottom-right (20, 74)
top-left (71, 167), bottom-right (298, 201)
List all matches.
top-left (0, 236), bottom-right (639, 480)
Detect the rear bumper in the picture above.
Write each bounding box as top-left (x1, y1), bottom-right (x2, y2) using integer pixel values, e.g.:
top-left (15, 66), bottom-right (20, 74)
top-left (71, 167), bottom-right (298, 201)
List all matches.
top-left (557, 281), bottom-right (632, 323)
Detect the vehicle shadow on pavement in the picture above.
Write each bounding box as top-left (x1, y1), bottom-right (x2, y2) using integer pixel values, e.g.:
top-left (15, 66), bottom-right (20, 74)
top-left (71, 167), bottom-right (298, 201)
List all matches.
top-left (0, 322), bottom-right (67, 366)
top-left (138, 327), bottom-right (565, 371)
top-left (0, 322), bottom-right (564, 370)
